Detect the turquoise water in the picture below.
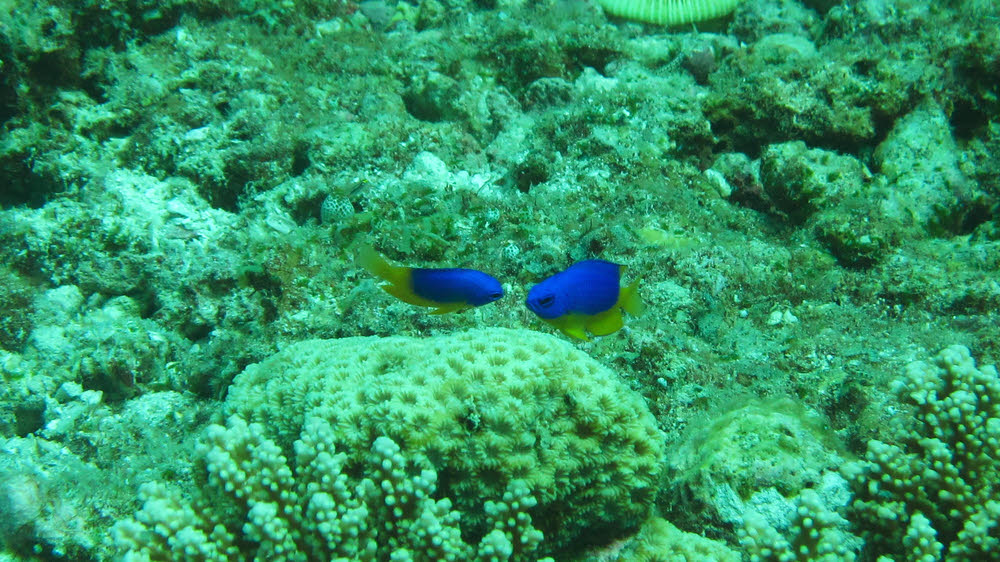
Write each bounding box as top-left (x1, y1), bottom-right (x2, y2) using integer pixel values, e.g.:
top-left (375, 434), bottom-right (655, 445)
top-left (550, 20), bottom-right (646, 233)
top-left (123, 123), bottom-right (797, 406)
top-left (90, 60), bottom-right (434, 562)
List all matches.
top-left (0, 0), bottom-right (998, 559)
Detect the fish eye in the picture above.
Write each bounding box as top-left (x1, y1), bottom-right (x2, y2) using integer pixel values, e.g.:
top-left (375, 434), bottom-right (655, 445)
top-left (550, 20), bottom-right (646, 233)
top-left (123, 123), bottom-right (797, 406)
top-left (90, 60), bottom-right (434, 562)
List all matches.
top-left (538, 295), bottom-right (555, 307)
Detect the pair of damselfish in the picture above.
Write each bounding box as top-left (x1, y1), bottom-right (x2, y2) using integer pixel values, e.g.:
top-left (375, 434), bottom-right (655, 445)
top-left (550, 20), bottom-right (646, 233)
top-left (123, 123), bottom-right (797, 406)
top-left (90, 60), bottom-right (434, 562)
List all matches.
top-left (358, 246), bottom-right (644, 341)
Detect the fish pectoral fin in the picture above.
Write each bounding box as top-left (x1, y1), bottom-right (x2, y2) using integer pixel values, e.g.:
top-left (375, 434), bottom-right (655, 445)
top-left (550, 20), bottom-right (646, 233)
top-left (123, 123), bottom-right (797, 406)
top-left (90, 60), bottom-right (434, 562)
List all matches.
top-left (429, 302), bottom-right (468, 315)
top-left (562, 326), bottom-right (590, 341)
top-left (588, 308), bottom-right (625, 336)
top-left (550, 315), bottom-right (590, 341)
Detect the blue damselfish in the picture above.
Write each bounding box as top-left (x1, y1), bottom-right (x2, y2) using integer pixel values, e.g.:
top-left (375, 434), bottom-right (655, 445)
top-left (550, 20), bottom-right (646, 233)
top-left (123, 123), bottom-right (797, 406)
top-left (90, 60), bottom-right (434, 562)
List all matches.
top-left (525, 260), bottom-right (643, 340)
top-left (357, 246), bottom-right (504, 314)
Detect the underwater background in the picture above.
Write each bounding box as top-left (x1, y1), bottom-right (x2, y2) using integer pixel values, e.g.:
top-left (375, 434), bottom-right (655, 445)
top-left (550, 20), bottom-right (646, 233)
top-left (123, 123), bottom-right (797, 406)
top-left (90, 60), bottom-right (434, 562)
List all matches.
top-left (1, 0), bottom-right (999, 559)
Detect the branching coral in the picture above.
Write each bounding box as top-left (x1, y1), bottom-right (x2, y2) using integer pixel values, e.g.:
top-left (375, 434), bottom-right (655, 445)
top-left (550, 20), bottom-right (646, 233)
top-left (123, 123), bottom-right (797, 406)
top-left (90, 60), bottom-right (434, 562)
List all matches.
top-left (738, 489), bottom-right (857, 562)
top-left (113, 415), bottom-right (546, 561)
top-left (224, 328), bottom-right (665, 553)
top-left (841, 345), bottom-right (1000, 560)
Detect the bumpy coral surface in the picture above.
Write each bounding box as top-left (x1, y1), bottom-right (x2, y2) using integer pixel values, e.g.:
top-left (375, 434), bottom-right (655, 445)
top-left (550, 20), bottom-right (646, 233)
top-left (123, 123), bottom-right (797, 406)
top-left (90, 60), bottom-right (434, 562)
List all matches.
top-left (225, 328), bottom-right (666, 553)
top-left (843, 346), bottom-right (1000, 560)
top-left (739, 488), bottom-right (857, 562)
top-left (114, 414), bottom-right (547, 561)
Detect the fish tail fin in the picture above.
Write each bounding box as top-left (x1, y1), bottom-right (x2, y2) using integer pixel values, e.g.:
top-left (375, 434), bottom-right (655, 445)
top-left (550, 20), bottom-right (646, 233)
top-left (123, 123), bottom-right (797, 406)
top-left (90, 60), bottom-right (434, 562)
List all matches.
top-left (357, 245), bottom-right (409, 286)
top-left (621, 277), bottom-right (645, 316)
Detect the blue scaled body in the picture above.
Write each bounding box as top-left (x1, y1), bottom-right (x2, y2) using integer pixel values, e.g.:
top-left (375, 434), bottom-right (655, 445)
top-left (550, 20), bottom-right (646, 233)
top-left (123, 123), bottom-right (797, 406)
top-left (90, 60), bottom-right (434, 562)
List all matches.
top-left (410, 268), bottom-right (504, 307)
top-left (526, 260), bottom-right (621, 319)
top-left (358, 246), bottom-right (503, 314)
top-left (526, 259), bottom-right (643, 340)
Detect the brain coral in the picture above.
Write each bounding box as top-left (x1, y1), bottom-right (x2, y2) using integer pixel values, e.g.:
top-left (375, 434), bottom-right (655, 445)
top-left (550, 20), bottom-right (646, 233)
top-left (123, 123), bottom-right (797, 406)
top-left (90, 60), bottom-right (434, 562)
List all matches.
top-left (224, 328), bottom-right (665, 554)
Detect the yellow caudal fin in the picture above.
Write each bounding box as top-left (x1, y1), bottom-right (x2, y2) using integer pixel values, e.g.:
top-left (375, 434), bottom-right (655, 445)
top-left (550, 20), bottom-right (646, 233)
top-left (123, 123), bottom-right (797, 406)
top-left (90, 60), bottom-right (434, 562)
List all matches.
top-left (357, 245), bottom-right (439, 309)
top-left (620, 277), bottom-right (645, 317)
top-left (356, 245), bottom-right (409, 287)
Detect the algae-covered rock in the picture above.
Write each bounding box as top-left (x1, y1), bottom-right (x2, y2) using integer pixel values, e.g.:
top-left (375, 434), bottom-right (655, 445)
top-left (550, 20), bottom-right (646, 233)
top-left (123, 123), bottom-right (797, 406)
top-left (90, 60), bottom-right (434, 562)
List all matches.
top-left (759, 140), bottom-right (900, 267)
top-left (662, 398), bottom-right (845, 540)
top-left (225, 328), bottom-right (666, 554)
top-left (814, 210), bottom-right (892, 268)
top-left (874, 100), bottom-right (989, 236)
top-left (760, 140), bottom-right (866, 224)
top-left (706, 34), bottom-right (880, 151)
top-left (620, 517), bottom-right (740, 561)
top-left (0, 390), bottom-right (211, 560)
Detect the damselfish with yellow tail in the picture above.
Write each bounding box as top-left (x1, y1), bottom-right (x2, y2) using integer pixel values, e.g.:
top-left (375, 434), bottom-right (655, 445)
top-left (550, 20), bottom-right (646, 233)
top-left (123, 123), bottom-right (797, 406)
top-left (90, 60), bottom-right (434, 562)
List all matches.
top-left (356, 246), bottom-right (504, 314)
top-left (525, 260), bottom-right (643, 341)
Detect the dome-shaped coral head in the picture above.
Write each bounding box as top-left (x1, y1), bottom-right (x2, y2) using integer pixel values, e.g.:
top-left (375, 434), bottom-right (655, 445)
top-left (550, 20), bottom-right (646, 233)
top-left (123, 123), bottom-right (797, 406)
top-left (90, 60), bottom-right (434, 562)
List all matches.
top-left (357, 245), bottom-right (503, 314)
top-left (526, 260), bottom-right (643, 341)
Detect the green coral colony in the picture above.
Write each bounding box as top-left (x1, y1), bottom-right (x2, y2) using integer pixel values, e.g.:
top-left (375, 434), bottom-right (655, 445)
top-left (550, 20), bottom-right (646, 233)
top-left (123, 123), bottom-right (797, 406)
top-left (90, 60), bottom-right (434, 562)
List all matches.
top-left (1, 0), bottom-right (999, 561)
